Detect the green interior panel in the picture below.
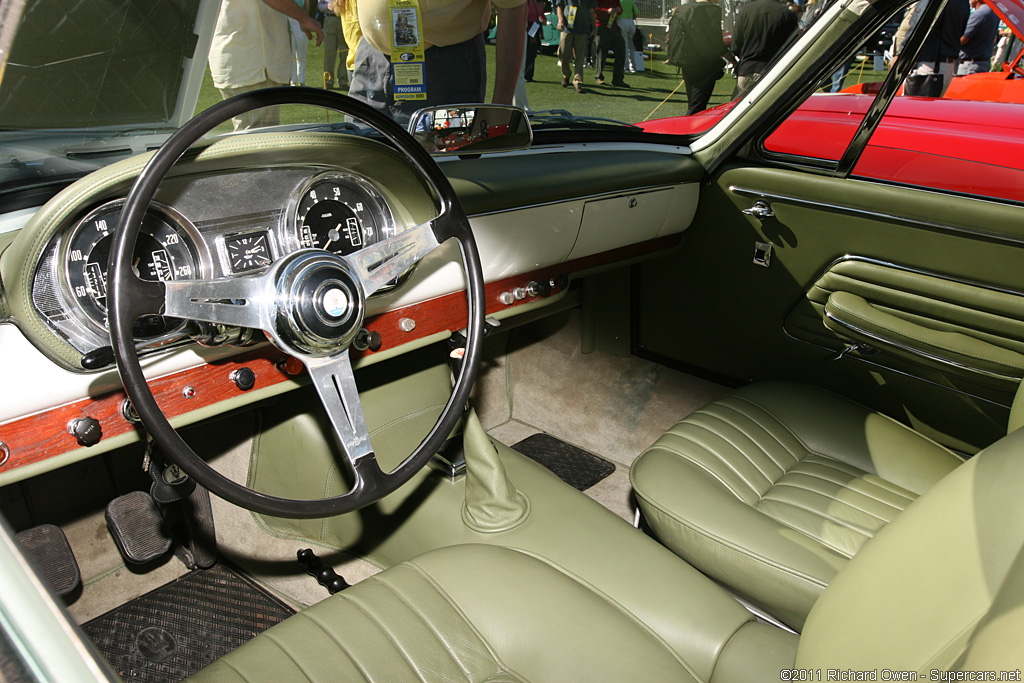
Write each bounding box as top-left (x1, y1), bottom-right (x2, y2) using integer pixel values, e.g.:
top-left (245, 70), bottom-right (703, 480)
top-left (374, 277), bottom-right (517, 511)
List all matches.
top-left (636, 164), bottom-right (1024, 452)
top-left (786, 258), bottom-right (1024, 393)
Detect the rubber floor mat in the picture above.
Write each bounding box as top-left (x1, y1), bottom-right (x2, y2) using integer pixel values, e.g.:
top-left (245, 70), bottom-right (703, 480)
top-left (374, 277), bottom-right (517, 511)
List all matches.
top-left (512, 433), bottom-right (615, 491)
top-left (83, 563), bottom-right (294, 683)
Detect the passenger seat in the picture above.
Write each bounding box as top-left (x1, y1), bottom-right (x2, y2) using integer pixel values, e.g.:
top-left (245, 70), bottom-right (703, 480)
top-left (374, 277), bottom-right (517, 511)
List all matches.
top-left (630, 381), bottom-right (968, 630)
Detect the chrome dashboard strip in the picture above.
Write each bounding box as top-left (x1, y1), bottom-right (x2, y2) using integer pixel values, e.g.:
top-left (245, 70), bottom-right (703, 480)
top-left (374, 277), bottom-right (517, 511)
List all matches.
top-left (465, 183), bottom-right (688, 219)
top-left (729, 185), bottom-right (1024, 247)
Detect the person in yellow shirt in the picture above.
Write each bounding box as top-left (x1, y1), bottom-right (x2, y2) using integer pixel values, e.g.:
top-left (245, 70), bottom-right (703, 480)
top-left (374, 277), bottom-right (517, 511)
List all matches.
top-left (323, 0), bottom-right (362, 89)
top-left (349, 0), bottom-right (527, 126)
top-left (338, 0), bottom-right (363, 78)
top-left (209, 0), bottom-right (324, 130)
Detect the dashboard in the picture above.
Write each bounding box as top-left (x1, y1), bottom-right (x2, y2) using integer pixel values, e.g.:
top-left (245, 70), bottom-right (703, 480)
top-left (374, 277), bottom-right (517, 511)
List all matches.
top-left (33, 167), bottom-right (404, 362)
top-left (0, 130), bottom-right (702, 482)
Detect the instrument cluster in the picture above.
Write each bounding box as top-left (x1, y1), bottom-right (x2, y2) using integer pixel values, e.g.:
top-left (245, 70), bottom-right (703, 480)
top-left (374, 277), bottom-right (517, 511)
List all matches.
top-left (31, 168), bottom-right (400, 366)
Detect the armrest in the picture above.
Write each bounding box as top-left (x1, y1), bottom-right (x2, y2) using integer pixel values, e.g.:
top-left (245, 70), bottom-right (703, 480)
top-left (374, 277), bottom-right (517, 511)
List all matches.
top-left (824, 291), bottom-right (1024, 380)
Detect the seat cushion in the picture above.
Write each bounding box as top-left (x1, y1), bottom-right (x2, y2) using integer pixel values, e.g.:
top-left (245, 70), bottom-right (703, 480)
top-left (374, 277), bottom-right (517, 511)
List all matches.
top-left (630, 382), bottom-right (963, 630)
top-left (186, 544), bottom-right (702, 683)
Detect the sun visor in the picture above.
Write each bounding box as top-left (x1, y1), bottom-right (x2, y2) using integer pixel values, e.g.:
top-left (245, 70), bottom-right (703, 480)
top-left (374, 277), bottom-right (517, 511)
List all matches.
top-left (0, 0), bottom-right (218, 130)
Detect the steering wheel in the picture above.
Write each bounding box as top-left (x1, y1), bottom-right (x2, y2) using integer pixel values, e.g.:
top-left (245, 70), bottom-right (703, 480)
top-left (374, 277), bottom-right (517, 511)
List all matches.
top-left (108, 88), bottom-right (485, 519)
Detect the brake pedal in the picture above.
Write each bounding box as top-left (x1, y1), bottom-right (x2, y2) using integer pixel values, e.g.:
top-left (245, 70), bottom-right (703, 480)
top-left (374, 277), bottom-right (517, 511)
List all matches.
top-left (105, 491), bottom-right (172, 564)
top-left (15, 524), bottom-right (81, 597)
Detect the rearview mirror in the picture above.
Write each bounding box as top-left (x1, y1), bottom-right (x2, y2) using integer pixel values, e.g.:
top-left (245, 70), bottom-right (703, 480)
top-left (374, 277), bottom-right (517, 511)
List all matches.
top-left (408, 104), bottom-right (533, 155)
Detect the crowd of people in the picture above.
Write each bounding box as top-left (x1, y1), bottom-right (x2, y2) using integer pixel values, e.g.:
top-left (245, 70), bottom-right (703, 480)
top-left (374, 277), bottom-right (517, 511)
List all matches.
top-left (208, 0), bottom-right (1022, 132)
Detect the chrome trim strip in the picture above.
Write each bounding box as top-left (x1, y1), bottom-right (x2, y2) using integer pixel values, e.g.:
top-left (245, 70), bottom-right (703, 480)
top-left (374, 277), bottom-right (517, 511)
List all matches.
top-left (824, 309), bottom-right (1024, 382)
top-left (466, 183), bottom-right (690, 219)
top-left (729, 185), bottom-right (1024, 247)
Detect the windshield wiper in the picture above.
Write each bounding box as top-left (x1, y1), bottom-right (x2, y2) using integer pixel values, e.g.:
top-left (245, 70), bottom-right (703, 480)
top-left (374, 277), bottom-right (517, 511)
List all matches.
top-left (528, 109), bottom-right (642, 132)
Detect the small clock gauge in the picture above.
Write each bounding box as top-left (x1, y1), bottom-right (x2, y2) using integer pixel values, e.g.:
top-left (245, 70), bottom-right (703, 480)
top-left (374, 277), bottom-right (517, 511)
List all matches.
top-left (225, 231), bottom-right (272, 273)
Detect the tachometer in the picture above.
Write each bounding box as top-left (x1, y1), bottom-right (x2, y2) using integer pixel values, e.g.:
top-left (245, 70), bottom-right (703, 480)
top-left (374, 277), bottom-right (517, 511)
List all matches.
top-left (61, 201), bottom-right (201, 333)
top-left (293, 172), bottom-right (397, 256)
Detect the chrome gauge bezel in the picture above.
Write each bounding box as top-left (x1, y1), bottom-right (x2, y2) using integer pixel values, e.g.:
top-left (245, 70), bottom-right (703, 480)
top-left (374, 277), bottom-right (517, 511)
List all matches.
top-left (56, 198), bottom-right (211, 338)
top-left (288, 171), bottom-right (407, 288)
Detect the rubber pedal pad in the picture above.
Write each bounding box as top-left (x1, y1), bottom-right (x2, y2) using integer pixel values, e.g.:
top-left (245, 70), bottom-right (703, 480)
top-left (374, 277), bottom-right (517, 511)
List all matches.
top-left (15, 524), bottom-right (82, 597)
top-left (105, 490), bottom-right (172, 564)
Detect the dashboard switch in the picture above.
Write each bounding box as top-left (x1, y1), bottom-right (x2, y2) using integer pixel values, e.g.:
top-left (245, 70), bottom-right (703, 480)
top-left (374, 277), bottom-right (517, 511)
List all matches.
top-left (527, 280), bottom-right (552, 297)
top-left (67, 417), bottom-right (102, 447)
top-left (353, 329), bottom-right (382, 352)
top-left (276, 356), bottom-right (305, 377)
top-left (121, 399), bottom-right (141, 424)
top-left (230, 367), bottom-right (257, 391)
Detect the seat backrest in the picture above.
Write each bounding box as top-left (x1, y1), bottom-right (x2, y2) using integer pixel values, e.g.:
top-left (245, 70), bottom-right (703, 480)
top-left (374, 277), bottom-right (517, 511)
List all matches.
top-left (795, 424), bottom-right (1024, 672)
top-left (1009, 380), bottom-right (1024, 434)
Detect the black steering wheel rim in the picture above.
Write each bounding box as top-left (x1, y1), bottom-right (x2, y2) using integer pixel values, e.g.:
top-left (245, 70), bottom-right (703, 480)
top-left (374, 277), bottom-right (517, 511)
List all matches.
top-left (108, 87), bottom-right (485, 519)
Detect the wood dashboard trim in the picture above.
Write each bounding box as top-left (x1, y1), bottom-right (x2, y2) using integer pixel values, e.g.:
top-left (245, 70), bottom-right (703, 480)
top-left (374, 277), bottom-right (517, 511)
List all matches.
top-left (0, 234), bottom-right (680, 473)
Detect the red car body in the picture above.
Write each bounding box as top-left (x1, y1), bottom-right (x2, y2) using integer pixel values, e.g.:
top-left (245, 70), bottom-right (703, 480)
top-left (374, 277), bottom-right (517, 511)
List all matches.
top-left (638, 95), bottom-right (1024, 202)
top-left (638, 0), bottom-right (1024, 202)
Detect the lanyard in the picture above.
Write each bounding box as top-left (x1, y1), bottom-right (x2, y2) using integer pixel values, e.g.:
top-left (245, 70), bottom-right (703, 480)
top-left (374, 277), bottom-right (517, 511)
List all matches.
top-left (388, 0), bottom-right (427, 101)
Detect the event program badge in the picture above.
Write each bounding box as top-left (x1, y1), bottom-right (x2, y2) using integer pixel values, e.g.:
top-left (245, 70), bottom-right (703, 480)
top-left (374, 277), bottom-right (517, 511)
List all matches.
top-left (389, 0), bottom-right (426, 101)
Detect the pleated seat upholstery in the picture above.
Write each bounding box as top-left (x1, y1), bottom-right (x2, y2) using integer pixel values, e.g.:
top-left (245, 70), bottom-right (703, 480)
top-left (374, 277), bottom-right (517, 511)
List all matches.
top-left (630, 381), bottom-right (965, 630)
top-left (187, 544), bottom-right (702, 683)
top-left (176, 412), bottom-right (1024, 683)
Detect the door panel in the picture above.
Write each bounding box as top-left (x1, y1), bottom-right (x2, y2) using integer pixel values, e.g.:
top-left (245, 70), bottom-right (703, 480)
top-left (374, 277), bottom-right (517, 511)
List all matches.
top-left (636, 164), bottom-right (1024, 453)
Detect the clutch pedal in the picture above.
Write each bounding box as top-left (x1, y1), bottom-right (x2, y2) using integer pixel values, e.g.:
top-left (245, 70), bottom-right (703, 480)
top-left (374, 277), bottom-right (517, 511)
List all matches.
top-left (105, 490), bottom-right (172, 564)
top-left (15, 524), bottom-right (81, 597)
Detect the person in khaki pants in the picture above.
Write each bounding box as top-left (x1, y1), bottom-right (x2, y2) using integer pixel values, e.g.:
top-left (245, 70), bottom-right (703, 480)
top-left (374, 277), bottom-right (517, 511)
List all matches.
top-left (555, 0), bottom-right (595, 93)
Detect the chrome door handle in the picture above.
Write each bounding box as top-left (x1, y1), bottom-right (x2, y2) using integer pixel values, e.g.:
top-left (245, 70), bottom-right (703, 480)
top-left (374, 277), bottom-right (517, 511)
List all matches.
top-left (742, 201), bottom-right (774, 220)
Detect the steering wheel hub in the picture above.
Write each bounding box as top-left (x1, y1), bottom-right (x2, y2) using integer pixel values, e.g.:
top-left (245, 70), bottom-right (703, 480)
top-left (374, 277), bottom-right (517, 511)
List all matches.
top-left (274, 251), bottom-right (365, 357)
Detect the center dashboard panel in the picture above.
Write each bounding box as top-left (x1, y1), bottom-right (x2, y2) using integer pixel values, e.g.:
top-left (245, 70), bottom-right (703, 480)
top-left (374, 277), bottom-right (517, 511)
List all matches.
top-left (0, 132), bottom-right (700, 481)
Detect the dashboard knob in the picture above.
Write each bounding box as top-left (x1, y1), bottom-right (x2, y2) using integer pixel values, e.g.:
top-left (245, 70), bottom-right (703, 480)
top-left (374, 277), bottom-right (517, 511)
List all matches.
top-left (527, 280), bottom-right (552, 297)
top-left (230, 367), bottom-right (256, 391)
top-left (352, 329), bottom-right (382, 352)
top-left (67, 417), bottom-right (102, 447)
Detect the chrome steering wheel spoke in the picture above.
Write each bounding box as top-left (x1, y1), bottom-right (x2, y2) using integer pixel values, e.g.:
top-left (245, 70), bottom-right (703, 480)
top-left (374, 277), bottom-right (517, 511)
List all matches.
top-left (305, 352), bottom-right (375, 464)
top-left (163, 274), bottom-right (272, 331)
top-left (349, 218), bottom-right (441, 296)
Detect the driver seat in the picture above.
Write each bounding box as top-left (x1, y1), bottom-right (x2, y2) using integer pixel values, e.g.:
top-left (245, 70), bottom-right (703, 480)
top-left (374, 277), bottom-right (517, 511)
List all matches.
top-left (185, 423), bottom-right (1024, 682)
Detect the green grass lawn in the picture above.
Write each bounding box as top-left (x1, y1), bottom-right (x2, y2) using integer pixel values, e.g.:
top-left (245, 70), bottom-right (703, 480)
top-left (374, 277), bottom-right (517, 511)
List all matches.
top-left (195, 42), bottom-right (888, 128)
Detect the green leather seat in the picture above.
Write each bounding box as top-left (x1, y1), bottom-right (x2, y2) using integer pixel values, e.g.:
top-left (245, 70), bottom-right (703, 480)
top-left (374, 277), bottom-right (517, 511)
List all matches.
top-left (185, 425), bottom-right (1024, 682)
top-left (630, 382), bottom-right (965, 629)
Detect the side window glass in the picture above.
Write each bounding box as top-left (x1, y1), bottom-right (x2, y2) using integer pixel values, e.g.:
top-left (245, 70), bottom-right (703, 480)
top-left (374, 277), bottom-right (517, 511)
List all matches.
top-left (762, 18), bottom-right (900, 161)
top-left (850, 0), bottom-right (1024, 203)
top-left (760, 0), bottom-right (1024, 204)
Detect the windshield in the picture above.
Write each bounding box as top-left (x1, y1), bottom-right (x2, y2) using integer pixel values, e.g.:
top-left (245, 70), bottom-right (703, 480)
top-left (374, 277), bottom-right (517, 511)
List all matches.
top-left (0, 0), bottom-right (867, 196)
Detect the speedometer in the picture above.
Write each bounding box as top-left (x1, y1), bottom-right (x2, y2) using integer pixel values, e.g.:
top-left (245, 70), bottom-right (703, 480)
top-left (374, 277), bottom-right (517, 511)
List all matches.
top-left (293, 172), bottom-right (397, 256)
top-left (61, 201), bottom-right (201, 334)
